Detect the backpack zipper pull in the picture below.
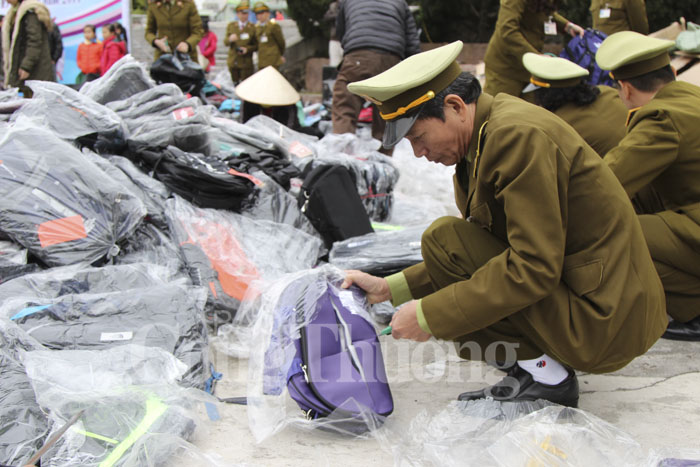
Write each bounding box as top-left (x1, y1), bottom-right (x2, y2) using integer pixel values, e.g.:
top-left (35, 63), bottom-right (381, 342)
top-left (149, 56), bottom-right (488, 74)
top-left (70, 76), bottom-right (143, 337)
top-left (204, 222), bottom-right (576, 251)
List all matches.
top-left (301, 191), bottom-right (310, 213)
top-left (301, 363), bottom-right (309, 383)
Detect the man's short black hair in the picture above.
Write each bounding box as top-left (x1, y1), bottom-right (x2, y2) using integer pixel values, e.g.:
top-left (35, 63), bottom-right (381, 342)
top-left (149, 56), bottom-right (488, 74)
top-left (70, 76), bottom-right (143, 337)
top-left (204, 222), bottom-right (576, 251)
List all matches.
top-left (534, 82), bottom-right (600, 112)
top-left (621, 65), bottom-right (675, 93)
top-left (417, 72), bottom-right (482, 121)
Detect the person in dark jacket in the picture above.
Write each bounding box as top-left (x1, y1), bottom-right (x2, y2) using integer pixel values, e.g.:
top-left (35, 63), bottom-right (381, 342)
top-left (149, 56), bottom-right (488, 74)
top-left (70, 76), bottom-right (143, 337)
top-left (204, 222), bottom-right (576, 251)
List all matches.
top-left (332, 0), bottom-right (420, 148)
top-left (1, 0), bottom-right (56, 97)
top-left (48, 18), bottom-right (62, 64)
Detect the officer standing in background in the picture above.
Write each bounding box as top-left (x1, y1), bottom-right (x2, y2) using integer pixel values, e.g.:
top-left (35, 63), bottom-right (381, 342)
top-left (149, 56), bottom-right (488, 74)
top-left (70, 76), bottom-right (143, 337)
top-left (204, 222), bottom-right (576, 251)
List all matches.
top-left (590, 0), bottom-right (648, 36)
top-left (522, 53), bottom-right (628, 157)
top-left (253, 1), bottom-right (285, 70)
top-left (225, 0), bottom-right (257, 84)
top-left (343, 42), bottom-right (666, 407)
top-left (145, 0), bottom-right (203, 61)
top-left (597, 32), bottom-right (700, 341)
top-left (484, 0), bottom-right (584, 102)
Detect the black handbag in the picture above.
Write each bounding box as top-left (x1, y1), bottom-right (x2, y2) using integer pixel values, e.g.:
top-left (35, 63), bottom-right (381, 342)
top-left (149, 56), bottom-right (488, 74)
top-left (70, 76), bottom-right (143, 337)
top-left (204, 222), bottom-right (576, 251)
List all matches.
top-left (298, 164), bottom-right (373, 248)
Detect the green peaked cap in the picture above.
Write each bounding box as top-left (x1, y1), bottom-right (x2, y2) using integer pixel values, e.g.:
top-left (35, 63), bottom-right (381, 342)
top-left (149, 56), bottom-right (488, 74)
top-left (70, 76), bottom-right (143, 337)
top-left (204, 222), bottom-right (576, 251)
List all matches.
top-left (253, 1), bottom-right (269, 12)
top-left (347, 41), bottom-right (464, 148)
top-left (596, 31), bottom-right (674, 80)
top-left (522, 53), bottom-right (588, 88)
top-left (236, 1), bottom-right (250, 11)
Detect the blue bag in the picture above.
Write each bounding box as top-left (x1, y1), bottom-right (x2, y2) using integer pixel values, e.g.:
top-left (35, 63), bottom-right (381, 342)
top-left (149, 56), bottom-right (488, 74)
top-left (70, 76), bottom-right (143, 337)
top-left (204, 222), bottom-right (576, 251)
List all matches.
top-left (559, 29), bottom-right (615, 87)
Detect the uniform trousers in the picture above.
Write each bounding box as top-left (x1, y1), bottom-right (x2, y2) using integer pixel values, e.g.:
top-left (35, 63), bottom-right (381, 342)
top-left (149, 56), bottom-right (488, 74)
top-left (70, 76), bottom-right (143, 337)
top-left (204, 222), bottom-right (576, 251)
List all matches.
top-left (331, 49), bottom-right (401, 142)
top-left (229, 67), bottom-right (254, 85)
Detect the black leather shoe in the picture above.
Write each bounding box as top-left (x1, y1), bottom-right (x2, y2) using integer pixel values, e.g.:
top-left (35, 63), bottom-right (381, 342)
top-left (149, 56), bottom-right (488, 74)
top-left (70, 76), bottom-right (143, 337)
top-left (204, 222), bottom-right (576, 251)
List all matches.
top-left (662, 316), bottom-right (700, 341)
top-left (457, 364), bottom-right (579, 408)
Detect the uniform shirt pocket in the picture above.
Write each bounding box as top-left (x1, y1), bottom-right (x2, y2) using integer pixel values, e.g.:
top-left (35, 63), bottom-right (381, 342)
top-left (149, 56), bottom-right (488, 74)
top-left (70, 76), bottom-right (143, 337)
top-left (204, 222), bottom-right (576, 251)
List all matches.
top-left (467, 202), bottom-right (492, 230)
top-left (562, 259), bottom-right (604, 296)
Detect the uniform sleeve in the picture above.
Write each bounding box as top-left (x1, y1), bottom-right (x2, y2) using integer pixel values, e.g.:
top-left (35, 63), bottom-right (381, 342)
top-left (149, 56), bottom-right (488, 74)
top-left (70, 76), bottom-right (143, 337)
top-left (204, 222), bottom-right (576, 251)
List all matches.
top-left (272, 23), bottom-right (285, 54)
top-left (420, 127), bottom-right (568, 340)
top-left (497, 0), bottom-right (540, 58)
top-left (247, 26), bottom-right (258, 52)
top-left (224, 23), bottom-right (234, 46)
top-left (145, 7), bottom-right (157, 45)
top-left (403, 3), bottom-right (421, 57)
top-left (626, 0), bottom-right (649, 34)
top-left (553, 11), bottom-right (570, 29)
top-left (604, 110), bottom-right (679, 198)
top-left (185, 5), bottom-right (204, 52)
top-left (19, 13), bottom-right (43, 74)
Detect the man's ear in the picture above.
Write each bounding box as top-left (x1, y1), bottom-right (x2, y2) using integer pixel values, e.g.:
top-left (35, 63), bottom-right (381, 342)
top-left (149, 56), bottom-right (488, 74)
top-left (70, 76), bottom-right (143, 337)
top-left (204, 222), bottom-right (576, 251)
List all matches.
top-left (443, 94), bottom-right (466, 118)
top-left (619, 80), bottom-right (633, 101)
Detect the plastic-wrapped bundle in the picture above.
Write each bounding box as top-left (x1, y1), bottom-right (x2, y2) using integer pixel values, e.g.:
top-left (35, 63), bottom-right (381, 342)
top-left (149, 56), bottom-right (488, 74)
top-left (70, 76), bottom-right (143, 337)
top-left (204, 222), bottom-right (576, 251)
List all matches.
top-left (108, 155), bottom-right (171, 228)
top-left (227, 152), bottom-right (301, 190)
top-left (79, 55), bottom-right (155, 104)
top-left (0, 320), bottom-right (49, 467)
top-left (13, 81), bottom-right (128, 153)
top-left (22, 345), bottom-right (223, 467)
top-left (0, 124), bottom-right (146, 267)
top-left (211, 116), bottom-right (278, 153)
top-left (3, 282), bottom-right (208, 388)
top-left (0, 240), bottom-right (41, 284)
top-left (241, 171), bottom-right (321, 240)
top-left (222, 265), bottom-right (386, 441)
top-left (150, 52), bottom-right (206, 96)
top-left (0, 262), bottom-right (180, 306)
top-left (106, 83), bottom-right (184, 119)
top-left (329, 224), bottom-right (425, 276)
top-left (0, 88), bottom-right (25, 118)
top-left (245, 114), bottom-right (319, 160)
top-left (113, 223), bottom-right (185, 272)
top-left (165, 196), bottom-right (323, 329)
top-left (124, 144), bottom-right (255, 212)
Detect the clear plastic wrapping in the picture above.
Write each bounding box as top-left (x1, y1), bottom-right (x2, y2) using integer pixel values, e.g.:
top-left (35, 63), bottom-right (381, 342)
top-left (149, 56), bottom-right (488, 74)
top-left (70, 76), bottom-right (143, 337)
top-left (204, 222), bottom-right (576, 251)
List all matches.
top-left (0, 239), bottom-right (28, 266)
top-left (79, 55), bottom-right (155, 104)
top-left (106, 83), bottom-right (184, 120)
top-left (329, 224), bottom-right (426, 276)
top-left (112, 223), bottom-right (185, 272)
top-left (15, 81), bottom-right (128, 145)
top-left (0, 320), bottom-right (49, 467)
top-left (21, 344), bottom-right (223, 467)
top-left (245, 114), bottom-right (319, 160)
top-left (210, 116), bottom-right (278, 153)
top-left (0, 123), bottom-right (147, 267)
top-left (122, 97), bottom-right (206, 134)
top-left (2, 282), bottom-right (209, 388)
top-left (165, 196), bottom-right (322, 329)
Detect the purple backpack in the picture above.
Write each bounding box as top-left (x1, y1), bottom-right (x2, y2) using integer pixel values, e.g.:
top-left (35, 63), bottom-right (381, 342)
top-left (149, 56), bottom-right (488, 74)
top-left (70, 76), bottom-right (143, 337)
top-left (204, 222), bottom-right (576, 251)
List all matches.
top-left (285, 284), bottom-right (393, 429)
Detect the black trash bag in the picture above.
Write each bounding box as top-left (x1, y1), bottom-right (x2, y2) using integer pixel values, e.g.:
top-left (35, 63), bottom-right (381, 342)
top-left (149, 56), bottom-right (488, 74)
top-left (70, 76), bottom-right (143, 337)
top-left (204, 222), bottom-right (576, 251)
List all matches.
top-left (14, 81), bottom-right (128, 154)
top-left (0, 125), bottom-right (146, 267)
top-left (79, 55), bottom-right (155, 105)
top-left (150, 52), bottom-right (206, 97)
top-left (3, 283), bottom-right (209, 389)
top-left (125, 144), bottom-right (256, 212)
top-left (329, 224), bottom-right (426, 277)
top-left (0, 322), bottom-right (49, 467)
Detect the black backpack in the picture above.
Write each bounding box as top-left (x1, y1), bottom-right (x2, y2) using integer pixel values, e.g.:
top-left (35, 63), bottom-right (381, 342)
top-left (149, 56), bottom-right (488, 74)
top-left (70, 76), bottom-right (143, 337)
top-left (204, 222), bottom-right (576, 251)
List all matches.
top-left (150, 52), bottom-right (206, 97)
top-left (298, 165), bottom-right (373, 248)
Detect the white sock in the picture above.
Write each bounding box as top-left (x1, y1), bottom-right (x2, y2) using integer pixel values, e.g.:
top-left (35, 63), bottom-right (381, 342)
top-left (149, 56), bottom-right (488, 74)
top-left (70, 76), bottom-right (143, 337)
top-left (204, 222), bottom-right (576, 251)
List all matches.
top-left (517, 354), bottom-right (569, 385)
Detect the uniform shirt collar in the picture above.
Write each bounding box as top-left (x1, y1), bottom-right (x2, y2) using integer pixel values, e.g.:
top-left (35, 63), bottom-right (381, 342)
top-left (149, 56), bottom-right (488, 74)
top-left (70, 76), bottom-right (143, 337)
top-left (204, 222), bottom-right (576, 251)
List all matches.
top-left (465, 93), bottom-right (493, 163)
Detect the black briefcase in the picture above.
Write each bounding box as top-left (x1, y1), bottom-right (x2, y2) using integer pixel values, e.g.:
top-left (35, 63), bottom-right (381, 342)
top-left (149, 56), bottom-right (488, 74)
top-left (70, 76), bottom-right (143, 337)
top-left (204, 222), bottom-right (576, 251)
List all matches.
top-left (298, 164), bottom-right (373, 248)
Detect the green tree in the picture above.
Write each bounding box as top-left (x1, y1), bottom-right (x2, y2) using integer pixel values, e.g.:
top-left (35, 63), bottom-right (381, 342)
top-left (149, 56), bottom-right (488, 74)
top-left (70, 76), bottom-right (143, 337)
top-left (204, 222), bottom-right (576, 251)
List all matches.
top-left (418, 0), bottom-right (500, 43)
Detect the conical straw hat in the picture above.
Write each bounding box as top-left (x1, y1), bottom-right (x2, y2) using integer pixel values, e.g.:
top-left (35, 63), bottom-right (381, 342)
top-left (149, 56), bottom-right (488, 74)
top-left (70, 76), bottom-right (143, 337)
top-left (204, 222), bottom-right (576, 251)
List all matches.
top-left (235, 66), bottom-right (300, 106)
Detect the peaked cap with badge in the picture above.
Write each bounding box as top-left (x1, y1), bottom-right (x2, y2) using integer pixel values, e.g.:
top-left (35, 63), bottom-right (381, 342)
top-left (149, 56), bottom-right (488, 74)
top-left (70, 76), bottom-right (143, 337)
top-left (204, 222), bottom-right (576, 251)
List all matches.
top-left (236, 0), bottom-right (250, 12)
top-left (521, 53), bottom-right (589, 92)
top-left (348, 41), bottom-right (464, 148)
top-left (253, 1), bottom-right (269, 13)
top-left (596, 31), bottom-right (674, 80)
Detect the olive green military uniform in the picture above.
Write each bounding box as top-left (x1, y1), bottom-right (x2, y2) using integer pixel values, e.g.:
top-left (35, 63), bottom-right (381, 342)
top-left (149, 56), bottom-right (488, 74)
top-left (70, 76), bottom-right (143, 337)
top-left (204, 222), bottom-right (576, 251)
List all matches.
top-left (224, 21), bottom-right (257, 83)
top-left (484, 0), bottom-right (570, 101)
top-left (145, 0), bottom-right (203, 62)
top-left (389, 93), bottom-right (666, 373)
top-left (604, 81), bottom-right (700, 323)
top-left (256, 19), bottom-right (285, 70)
top-left (554, 85), bottom-right (628, 157)
top-left (591, 0), bottom-right (648, 36)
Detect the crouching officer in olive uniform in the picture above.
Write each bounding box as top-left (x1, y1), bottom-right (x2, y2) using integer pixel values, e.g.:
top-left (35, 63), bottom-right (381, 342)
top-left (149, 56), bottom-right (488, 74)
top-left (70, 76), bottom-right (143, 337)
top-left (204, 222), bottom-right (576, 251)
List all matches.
top-left (342, 42), bottom-right (666, 407)
top-left (597, 32), bottom-right (700, 341)
top-left (225, 1), bottom-right (257, 84)
top-left (253, 1), bottom-right (285, 70)
top-left (145, 0), bottom-right (203, 61)
top-left (522, 53), bottom-right (628, 157)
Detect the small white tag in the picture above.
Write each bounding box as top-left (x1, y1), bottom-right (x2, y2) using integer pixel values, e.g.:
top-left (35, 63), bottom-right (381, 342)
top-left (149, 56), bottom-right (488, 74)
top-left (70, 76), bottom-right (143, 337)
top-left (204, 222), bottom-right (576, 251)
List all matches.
top-left (240, 32), bottom-right (249, 40)
top-left (599, 8), bottom-right (611, 18)
top-left (260, 35), bottom-right (268, 43)
top-left (544, 20), bottom-right (557, 35)
top-left (100, 331), bottom-right (133, 342)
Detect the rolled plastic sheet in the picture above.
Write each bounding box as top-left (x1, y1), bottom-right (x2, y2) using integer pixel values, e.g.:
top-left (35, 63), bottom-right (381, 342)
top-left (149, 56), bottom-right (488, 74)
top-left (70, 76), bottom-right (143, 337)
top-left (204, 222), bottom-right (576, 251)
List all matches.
top-left (79, 55), bottom-right (155, 104)
top-left (0, 320), bottom-right (48, 467)
top-left (0, 262), bottom-right (181, 306)
top-left (0, 124), bottom-right (147, 267)
top-left (165, 196), bottom-right (323, 330)
top-left (369, 399), bottom-right (697, 466)
top-left (14, 81), bottom-right (128, 153)
top-left (2, 282), bottom-right (209, 388)
top-left (329, 224), bottom-right (426, 276)
top-left (21, 345), bottom-right (228, 467)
